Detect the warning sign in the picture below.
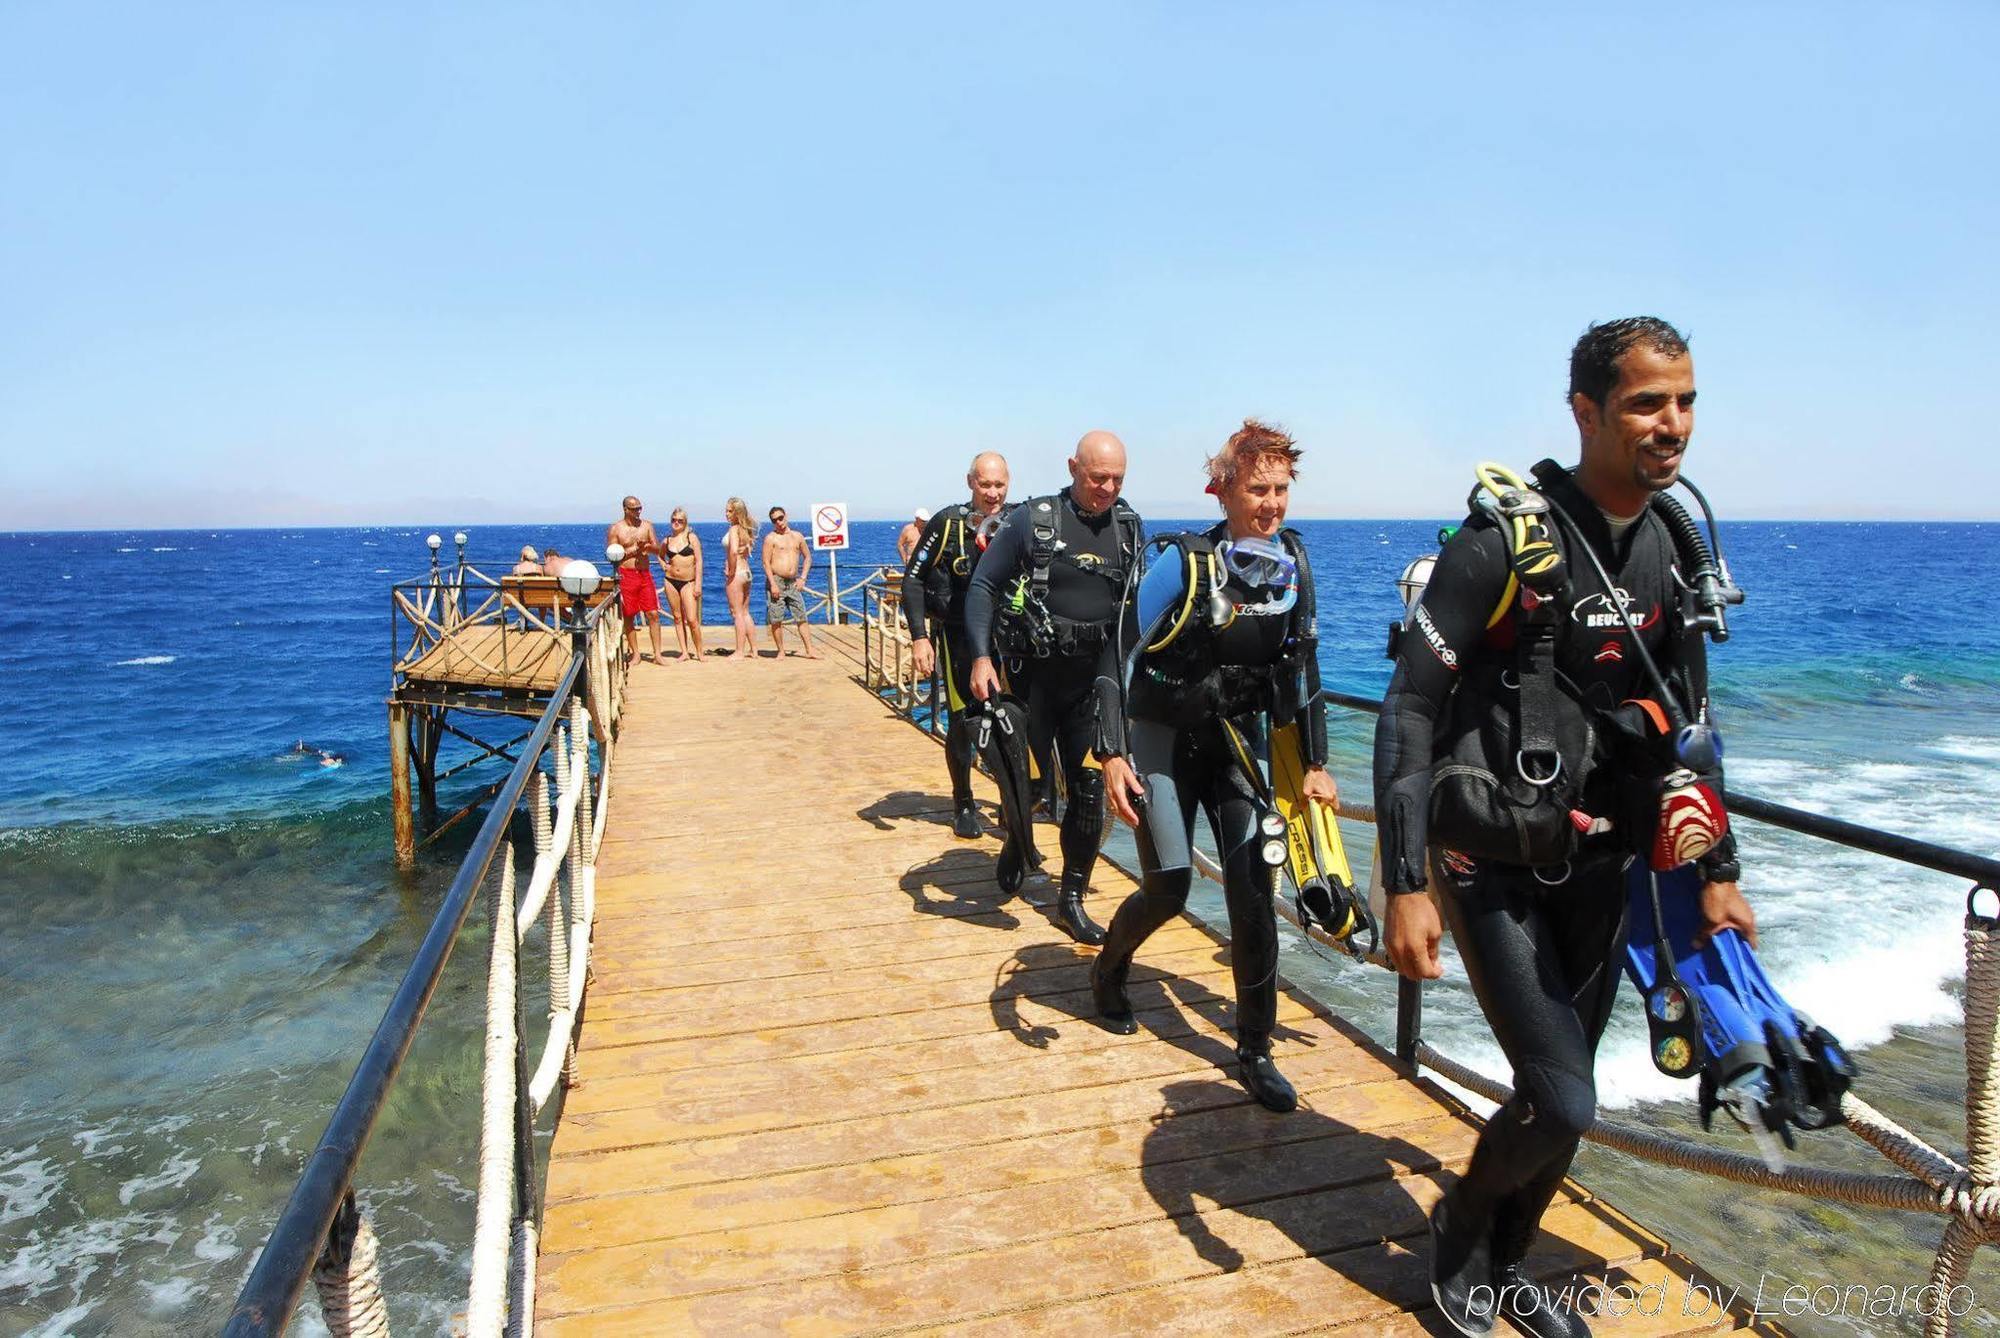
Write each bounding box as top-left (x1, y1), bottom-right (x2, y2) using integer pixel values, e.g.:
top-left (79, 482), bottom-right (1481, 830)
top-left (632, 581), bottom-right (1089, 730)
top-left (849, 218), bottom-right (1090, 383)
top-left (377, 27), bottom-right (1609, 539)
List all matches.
top-left (811, 501), bottom-right (850, 551)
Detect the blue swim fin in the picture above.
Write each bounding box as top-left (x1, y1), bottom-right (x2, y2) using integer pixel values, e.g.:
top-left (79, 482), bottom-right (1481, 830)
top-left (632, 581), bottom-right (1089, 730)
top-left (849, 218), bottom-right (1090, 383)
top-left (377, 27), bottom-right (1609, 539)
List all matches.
top-left (1623, 862), bottom-right (1854, 1168)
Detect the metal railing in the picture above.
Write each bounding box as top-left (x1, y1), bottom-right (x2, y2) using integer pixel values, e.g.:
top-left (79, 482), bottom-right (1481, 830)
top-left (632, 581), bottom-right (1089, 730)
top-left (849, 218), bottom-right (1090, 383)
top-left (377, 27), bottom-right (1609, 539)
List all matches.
top-left (227, 592), bottom-right (628, 1337)
top-left (858, 570), bottom-right (945, 739)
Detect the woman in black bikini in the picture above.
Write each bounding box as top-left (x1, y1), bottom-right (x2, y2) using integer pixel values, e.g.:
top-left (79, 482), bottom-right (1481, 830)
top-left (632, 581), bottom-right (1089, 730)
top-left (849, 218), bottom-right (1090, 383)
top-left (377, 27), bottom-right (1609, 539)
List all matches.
top-left (661, 507), bottom-right (705, 662)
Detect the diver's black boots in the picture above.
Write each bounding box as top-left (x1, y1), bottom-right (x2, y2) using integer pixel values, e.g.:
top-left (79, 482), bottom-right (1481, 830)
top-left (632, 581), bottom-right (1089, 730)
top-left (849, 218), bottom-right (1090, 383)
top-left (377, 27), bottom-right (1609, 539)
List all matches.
top-left (1429, 1188), bottom-right (1498, 1337)
top-left (1236, 1043), bottom-right (1298, 1113)
top-left (1489, 1262), bottom-right (1590, 1338)
top-left (1489, 1210), bottom-right (1590, 1338)
top-left (1054, 873), bottom-right (1106, 945)
top-left (995, 838), bottom-right (1027, 895)
top-left (950, 797), bottom-right (982, 840)
top-left (1090, 953), bottom-right (1137, 1034)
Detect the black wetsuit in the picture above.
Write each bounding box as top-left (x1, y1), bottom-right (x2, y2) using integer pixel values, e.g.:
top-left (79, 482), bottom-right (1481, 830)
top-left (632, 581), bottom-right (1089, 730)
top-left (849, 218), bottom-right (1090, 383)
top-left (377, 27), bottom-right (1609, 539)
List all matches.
top-left (901, 503), bottom-right (1000, 804)
top-left (963, 488), bottom-right (1138, 896)
top-left (1372, 464), bottom-right (1740, 1268)
top-left (1098, 525), bottom-right (1326, 1060)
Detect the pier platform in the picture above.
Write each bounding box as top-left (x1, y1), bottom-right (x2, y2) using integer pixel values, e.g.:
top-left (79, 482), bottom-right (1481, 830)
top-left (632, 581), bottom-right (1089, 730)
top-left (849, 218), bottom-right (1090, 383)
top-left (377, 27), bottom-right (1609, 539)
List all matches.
top-left (536, 627), bottom-right (1772, 1334)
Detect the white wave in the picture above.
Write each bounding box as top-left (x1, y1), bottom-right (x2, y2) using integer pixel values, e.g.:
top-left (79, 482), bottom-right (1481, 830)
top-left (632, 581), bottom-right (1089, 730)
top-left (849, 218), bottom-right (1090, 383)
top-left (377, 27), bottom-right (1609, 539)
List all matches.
top-left (150, 546), bottom-right (177, 552)
top-left (193, 1216), bottom-right (239, 1262)
top-left (141, 1276), bottom-right (203, 1313)
top-left (115, 547), bottom-right (136, 553)
top-left (70, 1126), bottom-right (124, 1160)
top-left (21, 1303), bottom-right (97, 1337)
top-left (116, 1152), bottom-right (199, 1206)
top-left (0, 1151), bottom-right (60, 1227)
top-left (1930, 735), bottom-right (2000, 763)
top-left (113, 655), bottom-right (175, 667)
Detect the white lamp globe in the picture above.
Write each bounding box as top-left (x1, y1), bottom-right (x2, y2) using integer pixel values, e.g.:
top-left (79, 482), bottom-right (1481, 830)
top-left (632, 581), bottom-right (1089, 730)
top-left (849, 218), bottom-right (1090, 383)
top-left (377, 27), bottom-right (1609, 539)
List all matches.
top-left (558, 560), bottom-right (603, 599)
top-left (426, 533), bottom-right (442, 551)
top-left (605, 542), bottom-right (626, 564)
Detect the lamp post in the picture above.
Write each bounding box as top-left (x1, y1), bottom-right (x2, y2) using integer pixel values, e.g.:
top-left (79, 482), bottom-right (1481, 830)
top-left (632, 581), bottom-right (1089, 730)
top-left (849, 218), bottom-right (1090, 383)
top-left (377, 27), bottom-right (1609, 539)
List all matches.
top-left (559, 559), bottom-right (603, 637)
top-left (451, 531), bottom-right (470, 621)
top-left (426, 532), bottom-right (442, 584)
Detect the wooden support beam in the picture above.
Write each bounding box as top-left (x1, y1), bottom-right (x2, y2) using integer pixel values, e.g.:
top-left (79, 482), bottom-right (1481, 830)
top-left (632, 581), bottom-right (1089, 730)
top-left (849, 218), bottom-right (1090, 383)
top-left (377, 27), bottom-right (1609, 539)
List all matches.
top-left (388, 700), bottom-right (415, 867)
top-left (415, 707), bottom-right (441, 823)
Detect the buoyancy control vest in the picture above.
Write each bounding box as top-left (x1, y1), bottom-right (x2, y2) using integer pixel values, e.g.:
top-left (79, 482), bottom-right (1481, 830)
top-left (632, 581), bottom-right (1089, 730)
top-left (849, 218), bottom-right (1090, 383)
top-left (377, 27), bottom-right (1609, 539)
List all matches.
top-left (993, 492), bottom-right (1142, 658)
top-left (1127, 526), bottom-right (1318, 727)
top-left (916, 503), bottom-right (980, 620)
top-left (1423, 461), bottom-right (1718, 868)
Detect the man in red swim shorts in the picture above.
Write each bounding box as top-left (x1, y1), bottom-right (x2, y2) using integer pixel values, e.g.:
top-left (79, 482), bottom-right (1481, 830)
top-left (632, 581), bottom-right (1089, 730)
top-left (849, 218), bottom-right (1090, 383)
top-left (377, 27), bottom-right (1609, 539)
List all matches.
top-left (607, 494), bottom-right (666, 663)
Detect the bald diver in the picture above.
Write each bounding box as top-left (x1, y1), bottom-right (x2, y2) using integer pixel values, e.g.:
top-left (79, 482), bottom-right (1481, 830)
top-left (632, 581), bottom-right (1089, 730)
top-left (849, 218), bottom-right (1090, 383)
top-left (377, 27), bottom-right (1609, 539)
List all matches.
top-left (962, 431), bottom-right (1143, 945)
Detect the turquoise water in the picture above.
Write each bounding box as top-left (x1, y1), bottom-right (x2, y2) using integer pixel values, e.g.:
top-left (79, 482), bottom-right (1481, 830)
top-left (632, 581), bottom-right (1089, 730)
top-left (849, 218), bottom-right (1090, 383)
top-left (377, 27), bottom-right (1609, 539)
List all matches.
top-left (1, 518), bottom-right (1995, 1334)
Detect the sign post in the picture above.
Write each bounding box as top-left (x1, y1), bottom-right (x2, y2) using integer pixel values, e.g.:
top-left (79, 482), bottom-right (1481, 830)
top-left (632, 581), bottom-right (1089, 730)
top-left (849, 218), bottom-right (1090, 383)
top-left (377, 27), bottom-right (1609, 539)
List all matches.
top-left (811, 501), bottom-right (850, 623)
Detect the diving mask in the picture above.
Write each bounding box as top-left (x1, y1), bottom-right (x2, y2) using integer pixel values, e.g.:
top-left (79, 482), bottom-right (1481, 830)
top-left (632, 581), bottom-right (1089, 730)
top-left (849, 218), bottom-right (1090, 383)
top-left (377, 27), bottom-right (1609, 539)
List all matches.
top-left (1219, 535), bottom-right (1298, 616)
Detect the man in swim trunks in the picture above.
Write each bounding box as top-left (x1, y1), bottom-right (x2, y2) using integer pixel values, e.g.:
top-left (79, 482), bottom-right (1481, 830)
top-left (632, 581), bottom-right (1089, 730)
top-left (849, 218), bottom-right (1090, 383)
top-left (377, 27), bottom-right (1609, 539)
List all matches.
top-left (607, 495), bottom-right (666, 663)
top-left (762, 506), bottom-right (820, 658)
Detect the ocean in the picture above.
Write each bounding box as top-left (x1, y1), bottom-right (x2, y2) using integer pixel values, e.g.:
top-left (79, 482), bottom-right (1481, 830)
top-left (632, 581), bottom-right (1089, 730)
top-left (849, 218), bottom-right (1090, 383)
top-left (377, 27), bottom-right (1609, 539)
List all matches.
top-left (2, 515), bottom-right (1995, 1335)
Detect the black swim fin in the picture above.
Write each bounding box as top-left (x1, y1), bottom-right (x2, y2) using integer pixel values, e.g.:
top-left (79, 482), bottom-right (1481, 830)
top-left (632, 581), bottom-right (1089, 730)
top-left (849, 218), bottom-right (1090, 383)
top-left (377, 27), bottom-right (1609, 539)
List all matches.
top-left (976, 695), bottom-right (1044, 883)
top-left (1623, 862), bottom-right (1854, 1169)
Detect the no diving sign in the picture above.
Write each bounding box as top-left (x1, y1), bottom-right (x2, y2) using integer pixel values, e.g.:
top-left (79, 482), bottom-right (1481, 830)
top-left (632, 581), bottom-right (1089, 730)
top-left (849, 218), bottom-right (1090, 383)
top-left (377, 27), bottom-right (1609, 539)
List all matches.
top-left (811, 501), bottom-right (849, 550)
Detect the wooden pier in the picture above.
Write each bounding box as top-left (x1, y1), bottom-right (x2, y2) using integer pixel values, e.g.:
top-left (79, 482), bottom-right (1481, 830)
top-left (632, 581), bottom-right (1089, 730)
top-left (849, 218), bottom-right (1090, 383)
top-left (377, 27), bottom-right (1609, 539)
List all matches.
top-left (535, 626), bottom-right (1774, 1335)
top-left (387, 571), bottom-right (620, 864)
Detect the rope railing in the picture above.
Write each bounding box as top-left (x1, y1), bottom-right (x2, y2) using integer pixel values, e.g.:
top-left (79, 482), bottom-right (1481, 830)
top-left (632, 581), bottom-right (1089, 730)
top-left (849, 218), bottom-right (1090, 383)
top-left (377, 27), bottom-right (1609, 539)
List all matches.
top-left (226, 592), bottom-right (627, 1338)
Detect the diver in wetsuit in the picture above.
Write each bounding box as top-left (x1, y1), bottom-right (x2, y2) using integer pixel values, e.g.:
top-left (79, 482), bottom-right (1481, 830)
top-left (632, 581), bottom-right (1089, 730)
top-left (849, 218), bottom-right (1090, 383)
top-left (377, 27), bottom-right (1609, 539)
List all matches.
top-left (902, 451), bottom-right (1013, 838)
top-left (1093, 419), bottom-right (1337, 1112)
top-left (963, 430), bottom-right (1142, 945)
top-left (1373, 318), bottom-right (1757, 1338)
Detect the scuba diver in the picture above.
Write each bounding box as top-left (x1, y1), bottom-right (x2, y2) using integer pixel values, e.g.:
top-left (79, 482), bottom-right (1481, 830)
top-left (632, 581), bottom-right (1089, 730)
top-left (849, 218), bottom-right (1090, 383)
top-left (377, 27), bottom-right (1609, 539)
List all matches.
top-left (1093, 419), bottom-right (1337, 1113)
top-left (1372, 318), bottom-right (1758, 1338)
top-left (962, 430), bottom-right (1142, 945)
top-left (901, 452), bottom-right (1014, 839)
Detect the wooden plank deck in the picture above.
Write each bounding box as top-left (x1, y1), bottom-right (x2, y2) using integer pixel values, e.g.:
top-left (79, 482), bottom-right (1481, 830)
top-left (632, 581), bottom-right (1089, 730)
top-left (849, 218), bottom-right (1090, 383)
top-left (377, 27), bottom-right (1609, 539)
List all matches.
top-left (400, 623), bottom-right (569, 692)
top-left (538, 625), bottom-right (1773, 1335)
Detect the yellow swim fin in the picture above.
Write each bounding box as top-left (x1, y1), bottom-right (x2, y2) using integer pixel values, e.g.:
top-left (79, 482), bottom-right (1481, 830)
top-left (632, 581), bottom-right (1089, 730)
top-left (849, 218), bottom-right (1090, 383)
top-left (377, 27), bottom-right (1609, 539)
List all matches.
top-left (1269, 721), bottom-right (1374, 956)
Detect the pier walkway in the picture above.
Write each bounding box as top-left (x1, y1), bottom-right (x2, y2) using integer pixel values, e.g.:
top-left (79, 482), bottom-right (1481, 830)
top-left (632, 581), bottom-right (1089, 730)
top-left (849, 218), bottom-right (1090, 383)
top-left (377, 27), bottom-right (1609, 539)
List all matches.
top-left (535, 627), bottom-right (1767, 1335)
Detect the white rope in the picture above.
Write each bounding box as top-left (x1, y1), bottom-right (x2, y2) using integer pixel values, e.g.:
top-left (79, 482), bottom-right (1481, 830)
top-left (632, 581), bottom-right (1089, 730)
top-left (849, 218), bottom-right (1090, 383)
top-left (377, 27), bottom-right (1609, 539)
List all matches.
top-left (528, 702), bottom-right (599, 1112)
top-left (310, 1206), bottom-right (390, 1338)
top-left (1924, 914), bottom-right (2000, 1336)
top-left (466, 845), bottom-right (519, 1335)
top-left (506, 1217), bottom-right (538, 1338)
top-left (514, 738), bottom-right (586, 942)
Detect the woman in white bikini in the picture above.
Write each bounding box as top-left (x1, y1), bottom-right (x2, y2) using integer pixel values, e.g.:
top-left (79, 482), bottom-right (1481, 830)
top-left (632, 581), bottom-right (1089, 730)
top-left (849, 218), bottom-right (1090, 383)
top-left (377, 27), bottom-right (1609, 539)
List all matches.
top-left (660, 508), bottom-right (705, 661)
top-left (722, 497), bottom-right (758, 659)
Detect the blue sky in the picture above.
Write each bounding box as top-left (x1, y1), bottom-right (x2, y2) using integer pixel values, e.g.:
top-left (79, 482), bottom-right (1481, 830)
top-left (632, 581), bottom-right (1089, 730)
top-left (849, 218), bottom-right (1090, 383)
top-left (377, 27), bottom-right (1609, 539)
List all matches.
top-left (2, 2), bottom-right (1994, 527)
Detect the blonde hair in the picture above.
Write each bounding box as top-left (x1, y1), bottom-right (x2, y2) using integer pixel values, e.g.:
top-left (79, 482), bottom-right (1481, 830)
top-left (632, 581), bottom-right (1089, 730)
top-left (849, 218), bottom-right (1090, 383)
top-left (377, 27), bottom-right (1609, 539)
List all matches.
top-left (725, 497), bottom-right (754, 548)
